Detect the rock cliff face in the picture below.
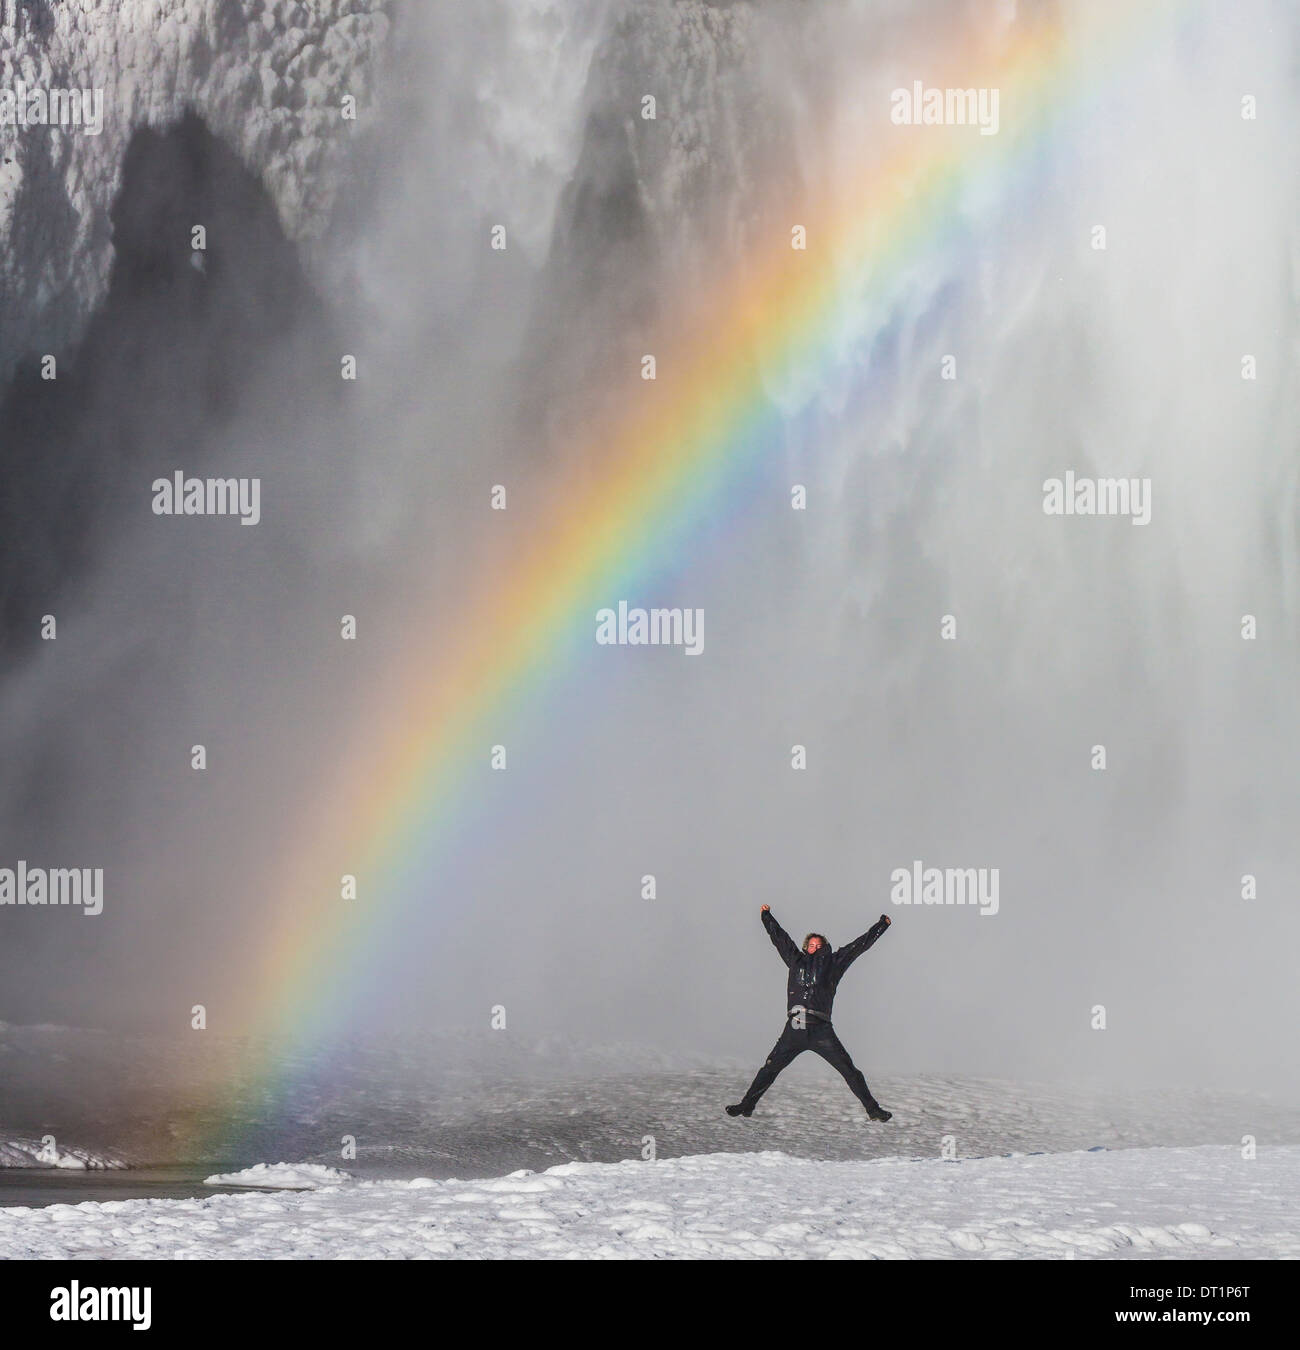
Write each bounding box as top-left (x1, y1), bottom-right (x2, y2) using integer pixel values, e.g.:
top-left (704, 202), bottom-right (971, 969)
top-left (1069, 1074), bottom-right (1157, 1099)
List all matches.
top-left (0, 0), bottom-right (391, 367)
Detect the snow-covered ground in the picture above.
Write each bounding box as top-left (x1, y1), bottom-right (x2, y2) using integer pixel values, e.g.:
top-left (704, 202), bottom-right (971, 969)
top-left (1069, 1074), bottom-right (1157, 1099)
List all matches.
top-left (2, 1145), bottom-right (1296, 1259)
top-left (6, 1023), bottom-right (1300, 1183)
top-left (4, 1024), bottom-right (1298, 1256)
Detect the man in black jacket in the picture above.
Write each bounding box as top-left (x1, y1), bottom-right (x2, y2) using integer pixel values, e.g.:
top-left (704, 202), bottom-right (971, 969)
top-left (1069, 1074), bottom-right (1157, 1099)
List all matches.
top-left (727, 905), bottom-right (893, 1121)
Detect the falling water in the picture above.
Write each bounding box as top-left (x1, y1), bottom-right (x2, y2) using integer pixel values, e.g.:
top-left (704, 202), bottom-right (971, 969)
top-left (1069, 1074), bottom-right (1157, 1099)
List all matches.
top-left (0, 1), bottom-right (1297, 1175)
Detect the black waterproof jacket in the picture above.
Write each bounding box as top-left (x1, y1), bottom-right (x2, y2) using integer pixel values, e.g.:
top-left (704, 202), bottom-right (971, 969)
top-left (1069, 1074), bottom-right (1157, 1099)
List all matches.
top-left (761, 909), bottom-right (889, 1020)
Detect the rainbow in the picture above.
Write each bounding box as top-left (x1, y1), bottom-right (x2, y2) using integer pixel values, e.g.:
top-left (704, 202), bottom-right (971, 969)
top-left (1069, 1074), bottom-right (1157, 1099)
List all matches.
top-left (198, 0), bottom-right (1181, 1153)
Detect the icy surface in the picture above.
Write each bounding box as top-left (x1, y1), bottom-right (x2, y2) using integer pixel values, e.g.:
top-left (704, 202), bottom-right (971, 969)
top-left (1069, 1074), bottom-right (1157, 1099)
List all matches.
top-left (2, 1145), bottom-right (1297, 1259)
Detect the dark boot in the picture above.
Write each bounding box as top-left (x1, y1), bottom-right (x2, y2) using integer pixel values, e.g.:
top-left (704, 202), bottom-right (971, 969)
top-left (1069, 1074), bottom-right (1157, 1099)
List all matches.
top-left (808, 1024), bottom-right (888, 1120)
top-left (731, 1025), bottom-right (805, 1118)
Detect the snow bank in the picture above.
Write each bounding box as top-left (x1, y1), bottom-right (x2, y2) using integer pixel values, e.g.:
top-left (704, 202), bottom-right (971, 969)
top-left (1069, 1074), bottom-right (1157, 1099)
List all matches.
top-left (3, 1145), bottom-right (1297, 1259)
top-left (204, 1163), bottom-right (352, 1190)
top-left (0, 1138), bottom-right (125, 1170)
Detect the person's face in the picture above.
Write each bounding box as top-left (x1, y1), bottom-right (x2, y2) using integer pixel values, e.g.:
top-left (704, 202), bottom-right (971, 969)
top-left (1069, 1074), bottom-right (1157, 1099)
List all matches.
top-left (805, 936), bottom-right (823, 954)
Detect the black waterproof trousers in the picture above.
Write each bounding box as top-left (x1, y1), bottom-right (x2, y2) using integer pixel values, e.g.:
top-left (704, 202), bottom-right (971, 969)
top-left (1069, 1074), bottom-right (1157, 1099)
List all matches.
top-left (740, 1019), bottom-right (880, 1113)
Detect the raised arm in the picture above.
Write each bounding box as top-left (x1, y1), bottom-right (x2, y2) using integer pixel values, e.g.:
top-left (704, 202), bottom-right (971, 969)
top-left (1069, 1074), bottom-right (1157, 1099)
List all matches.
top-left (760, 905), bottom-right (799, 967)
top-left (834, 913), bottom-right (891, 974)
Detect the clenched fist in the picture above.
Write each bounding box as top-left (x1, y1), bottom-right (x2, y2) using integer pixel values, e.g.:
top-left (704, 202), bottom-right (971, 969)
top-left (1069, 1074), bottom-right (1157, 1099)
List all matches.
top-left (760, 904), bottom-right (770, 913)
top-left (881, 913), bottom-right (891, 925)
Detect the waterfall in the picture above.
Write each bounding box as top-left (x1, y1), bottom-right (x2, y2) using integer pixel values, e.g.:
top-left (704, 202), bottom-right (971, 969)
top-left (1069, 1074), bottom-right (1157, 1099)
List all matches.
top-left (0, 0), bottom-right (1296, 1106)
